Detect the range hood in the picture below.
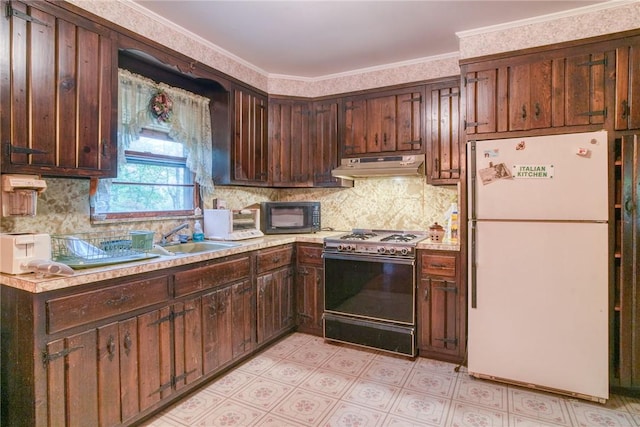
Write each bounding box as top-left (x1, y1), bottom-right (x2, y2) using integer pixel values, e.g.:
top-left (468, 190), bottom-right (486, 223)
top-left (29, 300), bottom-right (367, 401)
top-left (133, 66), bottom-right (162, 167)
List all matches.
top-left (331, 154), bottom-right (425, 179)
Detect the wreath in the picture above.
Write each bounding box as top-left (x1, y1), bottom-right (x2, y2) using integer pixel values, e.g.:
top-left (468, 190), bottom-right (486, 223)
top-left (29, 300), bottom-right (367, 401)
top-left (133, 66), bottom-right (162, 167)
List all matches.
top-left (150, 90), bottom-right (173, 122)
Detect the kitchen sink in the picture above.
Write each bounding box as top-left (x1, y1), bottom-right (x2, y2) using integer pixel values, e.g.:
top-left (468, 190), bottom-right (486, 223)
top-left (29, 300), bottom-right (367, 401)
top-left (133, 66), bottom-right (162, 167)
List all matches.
top-left (153, 241), bottom-right (241, 255)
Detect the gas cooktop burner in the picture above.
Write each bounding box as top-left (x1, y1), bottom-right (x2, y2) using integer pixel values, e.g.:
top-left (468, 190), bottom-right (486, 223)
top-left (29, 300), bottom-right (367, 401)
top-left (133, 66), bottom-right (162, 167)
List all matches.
top-left (339, 231), bottom-right (378, 240)
top-left (324, 229), bottom-right (427, 258)
top-left (381, 233), bottom-right (419, 243)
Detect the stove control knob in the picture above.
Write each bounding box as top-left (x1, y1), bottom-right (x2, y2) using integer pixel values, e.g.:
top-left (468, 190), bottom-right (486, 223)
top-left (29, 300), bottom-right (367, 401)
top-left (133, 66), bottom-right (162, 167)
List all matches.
top-left (377, 247), bottom-right (386, 254)
top-left (388, 247), bottom-right (396, 255)
top-left (400, 247), bottom-right (409, 255)
top-left (338, 244), bottom-right (346, 251)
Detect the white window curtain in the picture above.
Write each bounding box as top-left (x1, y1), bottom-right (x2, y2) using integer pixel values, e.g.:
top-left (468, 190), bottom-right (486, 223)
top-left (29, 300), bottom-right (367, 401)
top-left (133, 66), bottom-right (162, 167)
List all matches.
top-left (117, 68), bottom-right (215, 198)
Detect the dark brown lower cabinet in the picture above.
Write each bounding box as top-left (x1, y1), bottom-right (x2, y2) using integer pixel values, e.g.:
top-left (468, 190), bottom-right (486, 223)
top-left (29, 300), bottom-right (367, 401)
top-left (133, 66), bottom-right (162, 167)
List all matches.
top-left (417, 250), bottom-right (466, 364)
top-left (295, 243), bottom-right (324, 336)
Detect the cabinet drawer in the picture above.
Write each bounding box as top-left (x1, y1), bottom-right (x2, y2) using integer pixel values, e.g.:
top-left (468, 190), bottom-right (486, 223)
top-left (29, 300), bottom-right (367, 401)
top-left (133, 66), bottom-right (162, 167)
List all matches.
top-left (174, 255), bottom-right (250, 297)
top-left (256, 245), bottom-right (294, 273)
top-left (421, 253), bottom-right (457, 277)
top-left (297, 244), bottom-right (323, 265)
top-left (47, 276), bottom-right (170, 333)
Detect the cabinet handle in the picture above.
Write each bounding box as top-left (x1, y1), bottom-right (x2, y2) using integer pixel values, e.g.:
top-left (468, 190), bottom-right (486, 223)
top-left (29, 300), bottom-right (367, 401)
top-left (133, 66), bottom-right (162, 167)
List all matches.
top-left (383, 133), bottom-right (387, 144)
top-left (521, 105), bottom-right (527, 119)
top-left (624, 197), bottom-right (635, 214)
top-left (424, 286), bottom-right (429, 301)
top-left (272, 256), bottom-right (281, 263)
top-left (621, 100), bottom-right (630, 120)
top-left (375, 134), bottom-right (379, 146)
top-left (107, 335), bottom-right (116, 361)
top-left (101, 139), bottom-right (108, 157)
top-left (434, 158), bottom-right (439, 173)
top-left (123, 332), bottom-right (132, 356)
top-left (534, 102), bottom-right (541, 119)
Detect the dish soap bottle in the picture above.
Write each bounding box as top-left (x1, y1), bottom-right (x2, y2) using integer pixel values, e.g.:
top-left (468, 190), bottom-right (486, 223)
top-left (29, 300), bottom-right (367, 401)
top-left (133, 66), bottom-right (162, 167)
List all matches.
top-left (192, 220), bottom-right (205, 242)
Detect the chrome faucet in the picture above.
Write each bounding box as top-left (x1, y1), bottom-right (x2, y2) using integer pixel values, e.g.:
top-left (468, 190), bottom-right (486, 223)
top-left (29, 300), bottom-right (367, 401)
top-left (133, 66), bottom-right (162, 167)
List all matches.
top-left (160, 223), bottom-right (189, 245)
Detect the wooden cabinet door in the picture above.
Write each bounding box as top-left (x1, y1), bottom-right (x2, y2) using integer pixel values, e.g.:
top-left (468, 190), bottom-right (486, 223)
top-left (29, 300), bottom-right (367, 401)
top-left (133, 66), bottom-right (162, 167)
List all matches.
top-left (426, 80), bottom-right (461, 185)
top-left (508, 60), bottom-right (552, 131)
top-left (366, 95), bottom-right (397, 152)
top-left (313, 99), bottom-right (343, 186)
top-left (464, 69), bottom-right (498, 134)
top-left (257, 267), bottom-right (295, 345)
top-left (233, 88), bottom-right (268, 184)
top-left (232, 280), bottom-right (254, 358)
top-left (296, 244), bottom-right (324, 336)
top-left (417, 251), bottom-right (464, 363)
top-left (564, 51), bottom-right (610, 127)
top-left (137, 307), bottom-right (173, 411)
top-left (269, 99), bottom-right (313, 186)
top-left (173, 298), bottom-right (203, 392)
top-left (616, 134), bottom-right (640, 389)
top-left (397, 91), bottom-right (424, 152)
top-left (45, 330), bottom-right (99, 427)
top-left (1, 1), bottom-right (116, 177)
top-left (343, 99), bottom-right (367, 155)
top-left (296, 264), bottom-right (324, 336)
top-left (202, 285), bottom-right (234, 373)
top-left (615, 37), bottom-right (640, 130)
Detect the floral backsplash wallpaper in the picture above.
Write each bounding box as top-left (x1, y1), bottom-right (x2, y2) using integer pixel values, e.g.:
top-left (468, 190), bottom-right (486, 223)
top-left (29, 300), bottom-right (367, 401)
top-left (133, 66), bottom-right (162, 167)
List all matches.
top-left (0, 178), bottom-right (457, 239)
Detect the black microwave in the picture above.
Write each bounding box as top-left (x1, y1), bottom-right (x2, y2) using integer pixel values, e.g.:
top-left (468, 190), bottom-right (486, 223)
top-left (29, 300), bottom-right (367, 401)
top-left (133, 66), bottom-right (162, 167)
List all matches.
top-left (260, 201), bottom-right (321, 234)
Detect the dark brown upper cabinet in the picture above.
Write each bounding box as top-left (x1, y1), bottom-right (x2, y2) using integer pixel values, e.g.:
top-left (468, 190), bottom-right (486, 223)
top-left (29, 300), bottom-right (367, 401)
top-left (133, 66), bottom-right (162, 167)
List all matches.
top-left (341, 87), bottom-right (424, 157)
top-left (232, 86), bottom-right (268, 185)
top-left (268, 98), bottom-right (313, 187)
top-left (425, 78), bottom-right (461, 185)
top-left (462, 43), bottom-right (615, 135)
top-left (615, 36), bottom-right (640, 130)
top-left (1, 0), bottom-right (117, 177)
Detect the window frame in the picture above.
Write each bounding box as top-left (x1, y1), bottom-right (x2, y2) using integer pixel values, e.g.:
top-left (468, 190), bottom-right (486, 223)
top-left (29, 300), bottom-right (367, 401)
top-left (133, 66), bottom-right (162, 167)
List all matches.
top-left (96, 128), bottom-right (201, 220)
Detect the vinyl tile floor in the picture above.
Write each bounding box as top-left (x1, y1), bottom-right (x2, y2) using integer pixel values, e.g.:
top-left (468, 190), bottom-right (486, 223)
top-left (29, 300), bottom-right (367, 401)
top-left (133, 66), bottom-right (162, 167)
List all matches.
top-left (141, 333), bottom-right (640, 427)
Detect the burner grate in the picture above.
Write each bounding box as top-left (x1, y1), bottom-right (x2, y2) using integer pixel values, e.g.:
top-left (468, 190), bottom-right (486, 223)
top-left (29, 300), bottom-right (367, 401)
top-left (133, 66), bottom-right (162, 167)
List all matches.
top-left (340, 232), bottom-right (378, 240)
top-left (381, 233), bottom-right (419, 243)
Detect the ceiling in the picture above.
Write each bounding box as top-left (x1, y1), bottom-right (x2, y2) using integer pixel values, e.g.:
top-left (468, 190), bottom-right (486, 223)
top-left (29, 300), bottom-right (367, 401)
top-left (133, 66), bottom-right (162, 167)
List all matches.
top-left (131, 1), bottom-right (609, 78)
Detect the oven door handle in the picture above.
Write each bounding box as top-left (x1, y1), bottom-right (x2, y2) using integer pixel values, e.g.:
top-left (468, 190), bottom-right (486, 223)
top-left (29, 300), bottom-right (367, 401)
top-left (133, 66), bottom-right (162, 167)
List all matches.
top-left (322, 252), bottom-right (415, 265)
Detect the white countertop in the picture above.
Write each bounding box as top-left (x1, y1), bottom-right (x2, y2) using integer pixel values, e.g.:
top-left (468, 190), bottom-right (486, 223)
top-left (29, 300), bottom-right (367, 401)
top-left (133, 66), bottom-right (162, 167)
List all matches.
top-left (0, 232), bottom-right (459, 293)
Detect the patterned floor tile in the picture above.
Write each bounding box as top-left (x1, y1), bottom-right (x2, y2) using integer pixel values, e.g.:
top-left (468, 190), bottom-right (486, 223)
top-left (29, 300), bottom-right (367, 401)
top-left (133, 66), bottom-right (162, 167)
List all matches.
top-left (509, 413), bottom-right (575, 427)
top-left (272, 389), bottom-right (337, 426)
top-left (404, 368), bottom-right (456, 398)
top-left (343, 378), bottom-right (401, 411)
top-left (161, 389), bottom-right (225, 425)
top-left (261, 359), bottom-right (316, 386)
top-left (447, 401), bottom-right (508, 427)
top-left (299, 368), bottom-right (356, 398)
top-left (237, 352), bottom-right (282, 375)
top-left (388, 389), bottom-right (451, 425)
top-left (453, 375), bottom-right (509, 410)
top-left (230, 377), bottom-right (294, 410)
top-left (620, 394), bottom-right (640, 415)
top-left (191, 400), bottom-right (266, 426)
top-left (567, 400), bottom-right (636, 427)
top-left (361, 360), bottom-right (412, 387)
top-left (255, 413), bottom-right (306, 427)
top-left (286, 344), bottom-right (338, 367)
top-left (321, 402), bottom-right (386, 427)
top-left (322, 351), bottom-right (373, 376)
top-left (141, 412), bottom-right (190, 427)
top-left (509, 388), bottom-right (572, 426)
top-left (205, 370), bottom-right (257, 396)
top-left (372, 351), bottom-right (416, 367)
top-left (382, 413), bottom-right (439, 427)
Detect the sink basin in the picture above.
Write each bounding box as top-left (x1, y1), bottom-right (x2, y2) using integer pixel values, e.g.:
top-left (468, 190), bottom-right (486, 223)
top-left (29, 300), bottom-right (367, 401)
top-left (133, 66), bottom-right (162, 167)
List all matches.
top-left (153, 241), bottom-right (240, 255)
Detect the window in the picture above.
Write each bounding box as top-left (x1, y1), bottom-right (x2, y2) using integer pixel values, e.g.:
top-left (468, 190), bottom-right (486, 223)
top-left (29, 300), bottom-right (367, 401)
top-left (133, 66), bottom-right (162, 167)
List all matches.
top-left (94, 129), bottom-right (197, 218)
top-left (92, 68), bottom-right (214, 220)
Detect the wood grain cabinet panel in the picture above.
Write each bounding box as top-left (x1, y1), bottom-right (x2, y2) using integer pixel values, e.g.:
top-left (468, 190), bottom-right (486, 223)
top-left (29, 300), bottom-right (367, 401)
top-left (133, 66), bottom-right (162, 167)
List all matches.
top-left (1, 0), bottom-right (116, 177)
top-left (295, 244), bottom-right (324, 336)
top-left (341, 87), bottom-right (423, 156)
top-left (426, 78), bottom-right (461, 185)
top-left (615, 36), bottom-right (640, 130)
top-left (232, 87), bottom-right (268, 185)
top-left (174, 255), bottom-right (251, 297)
top-left (417, 250), bottom-right (465, 364)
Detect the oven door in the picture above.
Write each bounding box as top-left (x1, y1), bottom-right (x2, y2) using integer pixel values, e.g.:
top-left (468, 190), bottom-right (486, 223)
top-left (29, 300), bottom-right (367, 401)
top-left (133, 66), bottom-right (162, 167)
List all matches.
top-left (323, 252), bottom-right (416, 325)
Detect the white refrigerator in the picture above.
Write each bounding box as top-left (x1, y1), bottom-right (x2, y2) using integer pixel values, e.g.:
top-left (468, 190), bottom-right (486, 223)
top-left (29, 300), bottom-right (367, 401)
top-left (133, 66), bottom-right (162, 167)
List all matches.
top-left (467, 130), bottom-right (609, 403)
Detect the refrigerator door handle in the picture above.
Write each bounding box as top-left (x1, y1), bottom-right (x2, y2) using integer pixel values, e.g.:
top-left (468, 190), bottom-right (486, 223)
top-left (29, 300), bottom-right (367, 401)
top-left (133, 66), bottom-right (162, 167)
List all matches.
top-left (470, 219), bottom-right (477, 308)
